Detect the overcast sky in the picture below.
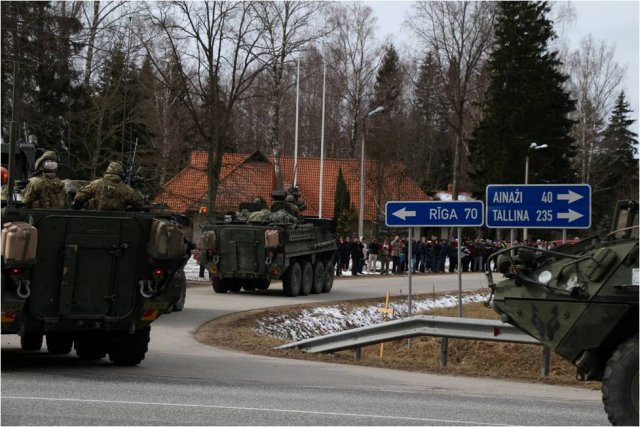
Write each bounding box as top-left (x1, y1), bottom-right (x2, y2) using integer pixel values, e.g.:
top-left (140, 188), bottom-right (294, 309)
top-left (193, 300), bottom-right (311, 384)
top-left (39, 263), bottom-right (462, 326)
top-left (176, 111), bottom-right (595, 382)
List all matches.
top-left (366, 1), bottom-right (639, 134)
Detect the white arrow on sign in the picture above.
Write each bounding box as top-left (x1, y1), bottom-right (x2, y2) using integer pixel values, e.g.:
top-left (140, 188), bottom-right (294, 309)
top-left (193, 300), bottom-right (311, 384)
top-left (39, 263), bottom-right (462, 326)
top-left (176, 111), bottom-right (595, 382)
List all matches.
top-left (557, 209), bottom-right (583, 223)
top-left (392, 207), bottom-right (417, 221)
top-left (557, 190), bottom-right (583, 204)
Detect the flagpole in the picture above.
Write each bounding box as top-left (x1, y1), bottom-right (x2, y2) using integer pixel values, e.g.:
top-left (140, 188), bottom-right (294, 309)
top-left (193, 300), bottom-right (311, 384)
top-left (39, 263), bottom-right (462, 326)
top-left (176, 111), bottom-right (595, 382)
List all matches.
top-left (319, 63), bottom-right (326, 218)
top-left (293, 58), bottom-right (300, 188)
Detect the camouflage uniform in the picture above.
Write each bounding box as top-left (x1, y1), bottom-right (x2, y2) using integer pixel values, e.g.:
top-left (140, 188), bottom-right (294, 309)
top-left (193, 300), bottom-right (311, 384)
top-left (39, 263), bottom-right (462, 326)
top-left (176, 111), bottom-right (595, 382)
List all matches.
top-left (73, 162), bottom-right (143, 211)
top-left (22, 151), bottom-right (67, 208)
top-left (285, 194), bottom-right (301, 217)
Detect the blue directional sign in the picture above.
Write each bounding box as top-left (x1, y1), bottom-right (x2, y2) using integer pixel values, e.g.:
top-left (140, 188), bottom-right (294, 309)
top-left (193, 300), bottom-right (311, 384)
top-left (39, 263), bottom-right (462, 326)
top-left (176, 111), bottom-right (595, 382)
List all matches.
top-left (385, 201), bottom-right (484, 227)
top-left (486, 184), bottom-right (591, 229)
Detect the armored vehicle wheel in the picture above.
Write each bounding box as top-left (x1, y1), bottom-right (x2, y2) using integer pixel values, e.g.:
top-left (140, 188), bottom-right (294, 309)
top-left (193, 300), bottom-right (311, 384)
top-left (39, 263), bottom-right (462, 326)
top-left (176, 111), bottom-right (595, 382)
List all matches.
top-left (172, 269), bottom-right (187, 311)
top-left (212, 277), bottom-right (228, 293)
top-left (46, 334), bottom-right (73, 355)
top-left (311, 262), bottom-right (325, 294)
top-left (74, 334), bottom-right (107, 361)
top-left (108, 327), bottom-right (151, 366)
top-left (300, 262), bottom-right (313, 296)
top-left (322, 261), bottom-right (335, 293)
top-left (283, 262), bottom-right (302, 297)
top-left (229, 280), bottom-right (244, 293)
top-left (255, 279), bottom-right (270, 290)
top-left (21, 332), bottom-right (43, 351)
top-left (602, 334), bottom-right (639, 426)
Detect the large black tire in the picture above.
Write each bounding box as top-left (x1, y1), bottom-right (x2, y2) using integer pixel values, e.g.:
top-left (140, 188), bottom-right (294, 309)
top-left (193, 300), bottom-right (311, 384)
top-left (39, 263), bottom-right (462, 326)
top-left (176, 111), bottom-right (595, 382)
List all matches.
top-left (21, 332), bottom-right (43, 351)
top-left (108, 327), bottom-right (151, 366)
top-left (283, 262), bottom-right (302, 297)
top-left (46, 334), bottom-right (73, 355)
top-left (228, 280), bottom-right (244, 293)
top-left (311, 262), bottom-right (325, 294)
top-left (212, 277), bottom-right (228, 293)
top-left (243, 281), bottom-right (257, 291)
top-left (74, 334), bottom-right (107, 361)
top-left (602, 334), bottom-right (639, 426)
top-left (172, 270), bottom-right (187, 311)
top-left (300, 262), bottom-right (313, 296)
top-left (322, 261), bottom-right (335, 293)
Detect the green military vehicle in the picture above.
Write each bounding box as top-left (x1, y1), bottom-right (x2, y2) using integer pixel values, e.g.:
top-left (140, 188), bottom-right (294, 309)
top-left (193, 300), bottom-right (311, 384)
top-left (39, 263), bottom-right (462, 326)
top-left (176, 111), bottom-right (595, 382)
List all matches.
top-left (199, 191), bottom-right (337, 297)
top-left (486, 200), bottom-right (638, 425)
top-left (1, 138), bottom-right (191, 366)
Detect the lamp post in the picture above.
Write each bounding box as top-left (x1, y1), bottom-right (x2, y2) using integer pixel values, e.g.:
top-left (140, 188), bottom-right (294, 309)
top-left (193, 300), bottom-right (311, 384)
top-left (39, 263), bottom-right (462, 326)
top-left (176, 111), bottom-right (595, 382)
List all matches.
top-left (358, 106), bottom-right (384, 238)
top-left (523, 142), bottom-right (548, 241)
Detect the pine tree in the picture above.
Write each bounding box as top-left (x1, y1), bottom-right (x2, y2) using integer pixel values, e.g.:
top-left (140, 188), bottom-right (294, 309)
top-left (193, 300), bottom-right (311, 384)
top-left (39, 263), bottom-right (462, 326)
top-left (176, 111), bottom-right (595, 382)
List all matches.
top-left (333, 168), bottom-right (350, 220)
top-left (409, 51), bottom-right (452, 192)
top-left (591, 91), bottom-right (638, 230)
top-left (368, 44), bottom-right (403, 164)
top-left (468, 1), bottom-right (576, 195)
top-left (1, 2), bottom-right (82, 148)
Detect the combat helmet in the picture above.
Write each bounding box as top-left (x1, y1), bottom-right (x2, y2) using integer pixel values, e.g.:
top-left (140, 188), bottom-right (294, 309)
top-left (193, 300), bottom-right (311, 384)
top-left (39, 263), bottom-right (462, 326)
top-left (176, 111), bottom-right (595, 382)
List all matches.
top-left (105, 161), bottom-right (125, 178)
top-left (285, 194), bottom-right (295, 203)
top-left (34, 151), bottom-right (58, 171)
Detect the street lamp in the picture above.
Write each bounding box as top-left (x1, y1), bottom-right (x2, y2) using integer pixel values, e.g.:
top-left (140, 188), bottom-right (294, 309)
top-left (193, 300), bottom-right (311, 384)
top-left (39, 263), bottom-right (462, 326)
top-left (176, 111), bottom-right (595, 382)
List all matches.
top-left (358, 106), bottom-right (385, 238)
top-left (523, 142), bottom-right (548, 241)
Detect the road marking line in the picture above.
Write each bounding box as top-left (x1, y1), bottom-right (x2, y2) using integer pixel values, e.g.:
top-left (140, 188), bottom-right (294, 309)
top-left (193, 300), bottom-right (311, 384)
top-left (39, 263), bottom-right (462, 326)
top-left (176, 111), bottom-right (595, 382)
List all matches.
top-left (3, 396), bottom-right (504, 425)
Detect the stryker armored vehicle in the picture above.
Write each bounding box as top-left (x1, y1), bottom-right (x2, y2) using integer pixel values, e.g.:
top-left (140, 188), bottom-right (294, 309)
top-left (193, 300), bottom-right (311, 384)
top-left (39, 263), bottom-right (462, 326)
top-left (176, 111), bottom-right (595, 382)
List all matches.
top-left (1, 136), bottom-right (191, 366)
top-left (199, 191), bottom-right (337, 297)
top-left (485, 200), bottom-right (638, 425)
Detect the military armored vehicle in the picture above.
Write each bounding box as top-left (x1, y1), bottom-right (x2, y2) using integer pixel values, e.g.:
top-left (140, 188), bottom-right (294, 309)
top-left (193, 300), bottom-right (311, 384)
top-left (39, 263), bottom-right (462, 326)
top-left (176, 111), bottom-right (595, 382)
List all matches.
top-left (199, 191), bottom-right (337, 297)
top-left (485, 200), bottom-right (638, 425)
top-left (1, 137), bottom-right (191, 366)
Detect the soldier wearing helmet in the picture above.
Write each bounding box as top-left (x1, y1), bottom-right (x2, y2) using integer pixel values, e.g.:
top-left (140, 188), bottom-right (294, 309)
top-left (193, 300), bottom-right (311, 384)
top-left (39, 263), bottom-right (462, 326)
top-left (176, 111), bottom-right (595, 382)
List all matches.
top-left (72, 161), bottom-right (143, 211)
top-left (285, 194), bottom-right (301, 217)
top-left (22, 150), bottom-right (67, 208)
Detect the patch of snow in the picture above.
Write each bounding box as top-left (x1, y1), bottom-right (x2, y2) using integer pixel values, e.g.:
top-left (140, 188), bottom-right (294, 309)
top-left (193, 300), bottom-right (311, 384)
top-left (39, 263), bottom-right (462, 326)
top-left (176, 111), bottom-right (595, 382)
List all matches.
top-left (184, 256), bottom-right (210, 282)
top-left (254, 293), bottom-right (487, 341)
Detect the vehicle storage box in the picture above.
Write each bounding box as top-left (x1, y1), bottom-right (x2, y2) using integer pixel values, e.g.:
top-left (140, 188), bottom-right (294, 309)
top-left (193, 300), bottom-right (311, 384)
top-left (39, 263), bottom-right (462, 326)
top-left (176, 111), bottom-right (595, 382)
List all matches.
top-left (1, 222), bottom-right (38, 262)
top-left (148, 219), bottom-right (184, 260)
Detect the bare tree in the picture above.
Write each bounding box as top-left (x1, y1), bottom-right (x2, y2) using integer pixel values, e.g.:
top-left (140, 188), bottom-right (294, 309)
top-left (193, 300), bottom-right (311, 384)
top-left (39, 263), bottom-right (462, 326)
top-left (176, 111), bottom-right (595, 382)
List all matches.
top-left (408, 1), bottom-right (494, 199)
top-left (252, 1), bottom-right (328, 191)
top-left (325, 2), bottom-right (380, 159)
top-left (567, 35), bottom-right (624, 183)
top-left (142, 1), bottom-right (267, 214)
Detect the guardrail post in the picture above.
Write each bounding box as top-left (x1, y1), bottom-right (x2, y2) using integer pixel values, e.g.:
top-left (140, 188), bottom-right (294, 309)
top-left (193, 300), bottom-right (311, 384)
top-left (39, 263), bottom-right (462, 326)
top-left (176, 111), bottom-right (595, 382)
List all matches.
top-left (440, 337), bottom-right (448, 367)
top-left (541, 346), bottom-right (550, 376)
top-left (353, 347), bottom-right (362, 360)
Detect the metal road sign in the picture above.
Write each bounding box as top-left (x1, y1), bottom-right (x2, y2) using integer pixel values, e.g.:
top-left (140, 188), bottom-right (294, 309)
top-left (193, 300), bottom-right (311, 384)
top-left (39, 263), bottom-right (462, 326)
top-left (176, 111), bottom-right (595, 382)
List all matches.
top-left (385, 201), bottom-right (484, 227)
top-left (486, 184), bottom-right (591, 229)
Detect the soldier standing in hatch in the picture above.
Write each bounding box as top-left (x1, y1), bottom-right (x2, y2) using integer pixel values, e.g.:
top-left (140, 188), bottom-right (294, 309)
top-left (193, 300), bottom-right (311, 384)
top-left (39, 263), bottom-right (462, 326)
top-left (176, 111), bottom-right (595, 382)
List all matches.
top-left (22, 150), bottom-right (67, 208)
top-left (73, 161), bottom-right (143, 211)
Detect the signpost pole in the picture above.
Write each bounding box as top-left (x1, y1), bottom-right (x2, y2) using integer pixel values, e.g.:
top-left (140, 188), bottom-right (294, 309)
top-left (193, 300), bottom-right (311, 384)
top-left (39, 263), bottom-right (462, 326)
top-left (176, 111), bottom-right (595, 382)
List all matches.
top-left (408, 227), bottom-right (413, 319)
top-left (562, 229), bottom-right (567, 244)
top-left (407, 227), bottom-right (413, 350)
top-left (457, 227), bottom-right (462, 317)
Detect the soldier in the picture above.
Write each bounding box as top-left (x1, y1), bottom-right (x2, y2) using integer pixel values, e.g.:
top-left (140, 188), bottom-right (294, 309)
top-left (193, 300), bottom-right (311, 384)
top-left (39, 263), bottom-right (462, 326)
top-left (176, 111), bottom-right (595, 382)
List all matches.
top-left (22, 150), bottom-right (67, 208)
top-left (73, 161), bottom-right (143, 211)
top-left (285, 194), bottom-right (301, 217)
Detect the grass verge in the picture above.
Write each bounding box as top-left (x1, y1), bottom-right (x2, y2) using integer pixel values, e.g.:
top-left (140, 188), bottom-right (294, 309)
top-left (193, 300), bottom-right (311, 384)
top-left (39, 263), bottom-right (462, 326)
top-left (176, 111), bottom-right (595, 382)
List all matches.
top-left (194, 292), bottom-right (599, 390)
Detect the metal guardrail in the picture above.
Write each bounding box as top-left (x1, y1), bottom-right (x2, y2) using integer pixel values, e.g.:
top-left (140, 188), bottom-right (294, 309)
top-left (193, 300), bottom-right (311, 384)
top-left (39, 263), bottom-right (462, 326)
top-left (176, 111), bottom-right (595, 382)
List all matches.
top-left (278, 315), bottom-right (551, 375)
top-left (277, 315), bottom-right (541, 353)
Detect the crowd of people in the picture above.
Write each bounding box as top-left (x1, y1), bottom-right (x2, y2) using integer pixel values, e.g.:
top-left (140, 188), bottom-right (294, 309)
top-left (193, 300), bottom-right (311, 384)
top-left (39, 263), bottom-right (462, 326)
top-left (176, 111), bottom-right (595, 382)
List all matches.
top-left (334, 235), bottom-right (568, 276)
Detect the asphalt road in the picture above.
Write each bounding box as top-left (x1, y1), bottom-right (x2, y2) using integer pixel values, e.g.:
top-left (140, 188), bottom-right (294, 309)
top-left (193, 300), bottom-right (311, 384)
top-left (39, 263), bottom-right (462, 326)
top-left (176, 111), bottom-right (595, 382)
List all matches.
top-left (1, 272), bottom-right (609, 425)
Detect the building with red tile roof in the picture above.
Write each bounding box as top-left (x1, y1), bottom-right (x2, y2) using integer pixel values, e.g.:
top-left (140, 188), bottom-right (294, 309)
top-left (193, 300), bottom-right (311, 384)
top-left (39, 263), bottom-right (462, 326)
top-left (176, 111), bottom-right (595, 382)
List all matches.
top-left (155, 151), bottom-right (430, 225)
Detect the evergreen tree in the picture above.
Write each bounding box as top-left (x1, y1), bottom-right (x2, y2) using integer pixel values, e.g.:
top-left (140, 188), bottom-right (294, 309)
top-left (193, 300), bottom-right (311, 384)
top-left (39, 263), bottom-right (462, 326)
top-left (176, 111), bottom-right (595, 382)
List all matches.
top-left (368, 44), bottom-right (403, 163)
top-left (1, 1), bottom-right (82, 148)
top-left (333, 168), bottom-right (350, 220)
top-left (591, 91), bottom-right (638, 231)
top-left (468, 1), bottom-right (576, 195)
top-left (409, 51), bottom-right (452, 193)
